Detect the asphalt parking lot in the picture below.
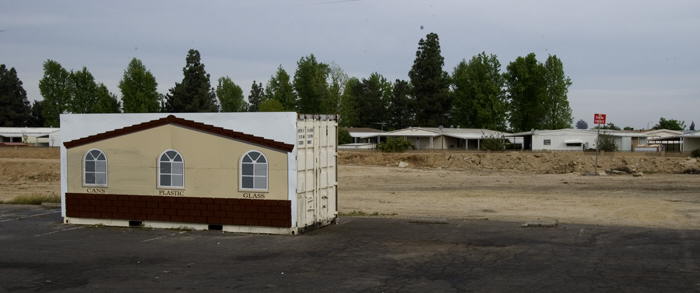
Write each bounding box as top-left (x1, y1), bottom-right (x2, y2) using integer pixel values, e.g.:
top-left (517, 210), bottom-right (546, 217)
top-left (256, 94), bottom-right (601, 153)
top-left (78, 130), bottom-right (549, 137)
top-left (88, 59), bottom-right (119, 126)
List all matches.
top-left (1, 205), bottom-right (699, 292)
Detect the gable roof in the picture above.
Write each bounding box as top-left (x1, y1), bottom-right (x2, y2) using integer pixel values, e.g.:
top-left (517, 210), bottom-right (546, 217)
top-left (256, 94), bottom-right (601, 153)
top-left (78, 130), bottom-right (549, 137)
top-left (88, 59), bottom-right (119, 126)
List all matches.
top-left (507, 129), bottom-right (597, 137)
top-left (63, 115), bottom-right (295, 152)
top-left (643, 129), bottom-right (683, 137)
top-left (345, 127), bottom-right (384, 133)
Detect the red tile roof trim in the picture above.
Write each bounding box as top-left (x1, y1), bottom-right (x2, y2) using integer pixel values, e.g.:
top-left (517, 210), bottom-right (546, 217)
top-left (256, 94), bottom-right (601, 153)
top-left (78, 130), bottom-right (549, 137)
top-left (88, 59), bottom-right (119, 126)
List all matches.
top-left (63, 115), bottom-right (295, 152)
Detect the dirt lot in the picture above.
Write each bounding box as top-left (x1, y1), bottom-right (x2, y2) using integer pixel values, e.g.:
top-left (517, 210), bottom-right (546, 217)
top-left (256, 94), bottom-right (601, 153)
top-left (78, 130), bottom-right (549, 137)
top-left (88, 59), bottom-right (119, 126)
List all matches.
top-left (339, 165), bottom-right (700, 230)
top-left (1, 147), bottom-right (699, 230)
top-left (0, 147), bottom-right (59, 202)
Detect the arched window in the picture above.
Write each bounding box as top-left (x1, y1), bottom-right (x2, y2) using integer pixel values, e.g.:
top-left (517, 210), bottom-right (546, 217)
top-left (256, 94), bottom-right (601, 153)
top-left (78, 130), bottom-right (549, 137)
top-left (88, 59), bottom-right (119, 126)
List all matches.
top-left (158, 150), bottom-right (184, 188)
top-left (240, 150), bottom-right (268, 191)
top-left (84, 149), bottom-right (107, 186)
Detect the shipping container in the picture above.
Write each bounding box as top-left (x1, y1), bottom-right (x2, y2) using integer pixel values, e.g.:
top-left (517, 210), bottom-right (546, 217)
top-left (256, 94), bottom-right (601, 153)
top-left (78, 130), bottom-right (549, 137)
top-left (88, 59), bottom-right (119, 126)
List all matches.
top-left (296, 115), bottom-right (338, 230)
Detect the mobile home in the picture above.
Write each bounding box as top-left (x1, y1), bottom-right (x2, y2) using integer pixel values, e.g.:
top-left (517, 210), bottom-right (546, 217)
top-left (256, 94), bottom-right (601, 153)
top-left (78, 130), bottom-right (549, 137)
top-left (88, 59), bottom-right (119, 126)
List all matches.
top-left (507, 129), bottom-right (598, 151)
top-left (60, 113), bottom-right (337, 234)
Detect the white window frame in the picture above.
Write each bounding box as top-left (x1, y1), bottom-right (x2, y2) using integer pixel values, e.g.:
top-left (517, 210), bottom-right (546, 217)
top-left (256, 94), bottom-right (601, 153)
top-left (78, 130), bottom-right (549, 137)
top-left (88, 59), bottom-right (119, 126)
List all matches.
top-left (157, 149), bottom-right (185, 189)
top-left (239, 150), bottom-right (269, 192)
top-left (83, 148), bottom-right (108, 187)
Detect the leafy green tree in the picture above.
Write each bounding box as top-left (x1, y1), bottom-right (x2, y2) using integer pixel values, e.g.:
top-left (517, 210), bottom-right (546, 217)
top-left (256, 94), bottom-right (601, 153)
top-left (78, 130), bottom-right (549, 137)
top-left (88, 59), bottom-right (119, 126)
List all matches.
top-left (93, 84), bottom-right (121, 113)
top-left (377, 137), bottom-right (414, 152)
top-left (216, 77), bottom-right (247, 112)
top-left (259, 99), bottom-right (285, 112)
top-left (542, 55), bottom-right (573, 129)
top-left (505, 53), bottom-right (547, 132)
top-left (623, 126), bottom-right (634, 131)
top-left (39, 60), bottom-right (71, 127)
top-left (0, 65), bottom-right (31, 126)
top-left (409, 33), bottom-right (451, 127)
top-left (339, 77), bottom-right (360, 127)
top-left (450, 52), bottom-right (506, 130)
top-left (575, 119), bottom-right (588, 129)
top-left (338, 128), bottom-right (352, 144)
top-left (653, 117), bottom-right (685, 130)
top-left (247, 81), bottom-right (265, 112)
top-left (323, 64), bottom-right (347, 114)
top-left (28, 100), bottom-right (45, 127)
top-left (164, 49), bottom-right (218, 112)
top-left (387, 79), bottom-right (414, 130)
top-left (350, 73), bottom-right (392, 128)
top-left (119, 58), bottom-right (160, 113)
top-left (264, 66), bottom-right (297, 111)
top-left (68, 67), bottom-right (99, 113)
top-left (294, 54), bottom-right (329, 114)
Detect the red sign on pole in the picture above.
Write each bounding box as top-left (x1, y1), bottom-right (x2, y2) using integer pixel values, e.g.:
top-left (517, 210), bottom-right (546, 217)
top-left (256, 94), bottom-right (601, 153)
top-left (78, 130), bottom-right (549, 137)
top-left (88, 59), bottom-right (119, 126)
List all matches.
top-left (594, 113), bottom-right (607, 125)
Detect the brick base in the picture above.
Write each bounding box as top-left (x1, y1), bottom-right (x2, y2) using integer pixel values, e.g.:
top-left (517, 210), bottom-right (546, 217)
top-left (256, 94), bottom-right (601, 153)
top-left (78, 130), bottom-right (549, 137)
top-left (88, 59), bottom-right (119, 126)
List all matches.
top-left (65, 193), bottom-right (291, 228)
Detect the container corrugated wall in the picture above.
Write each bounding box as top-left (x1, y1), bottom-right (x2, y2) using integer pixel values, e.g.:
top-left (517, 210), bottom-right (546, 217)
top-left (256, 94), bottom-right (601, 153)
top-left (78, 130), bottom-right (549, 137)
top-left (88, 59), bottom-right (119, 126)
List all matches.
top-left (296, 115), bottom-right (338, 229)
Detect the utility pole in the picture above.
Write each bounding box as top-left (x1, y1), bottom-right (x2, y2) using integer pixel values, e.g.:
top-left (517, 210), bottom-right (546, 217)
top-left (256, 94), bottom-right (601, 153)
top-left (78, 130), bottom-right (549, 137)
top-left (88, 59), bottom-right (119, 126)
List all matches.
top-left (593, 113), bottom-right (607, 175)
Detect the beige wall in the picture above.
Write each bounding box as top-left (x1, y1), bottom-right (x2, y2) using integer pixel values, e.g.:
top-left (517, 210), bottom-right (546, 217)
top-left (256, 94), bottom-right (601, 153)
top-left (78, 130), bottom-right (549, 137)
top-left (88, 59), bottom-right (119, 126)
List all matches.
top-left (67, 124), bottom-right (288, 200)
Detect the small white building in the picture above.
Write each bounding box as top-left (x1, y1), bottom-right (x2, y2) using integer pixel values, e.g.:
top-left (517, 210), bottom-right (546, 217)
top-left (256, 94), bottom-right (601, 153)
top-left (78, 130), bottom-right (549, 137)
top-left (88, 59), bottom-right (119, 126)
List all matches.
top-left (0, 127), bottom-right (60, 146)
top-left (507, 129), bottom-right (598, 151)
top-left (682, 131), bottom-right (700, 152)
top-left (381, 127), bottom-right (509, 150)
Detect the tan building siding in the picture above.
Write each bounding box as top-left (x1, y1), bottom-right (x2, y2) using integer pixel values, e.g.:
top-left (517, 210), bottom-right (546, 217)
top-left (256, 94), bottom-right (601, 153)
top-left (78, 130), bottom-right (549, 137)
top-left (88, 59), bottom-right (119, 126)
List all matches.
top-left (67, 124), bottom-right (288, 200)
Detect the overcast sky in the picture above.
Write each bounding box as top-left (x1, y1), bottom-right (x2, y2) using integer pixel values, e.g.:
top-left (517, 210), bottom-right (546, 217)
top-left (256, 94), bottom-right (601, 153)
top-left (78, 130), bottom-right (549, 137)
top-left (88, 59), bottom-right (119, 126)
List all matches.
top-left (1, 0), bottom-right (698, 129)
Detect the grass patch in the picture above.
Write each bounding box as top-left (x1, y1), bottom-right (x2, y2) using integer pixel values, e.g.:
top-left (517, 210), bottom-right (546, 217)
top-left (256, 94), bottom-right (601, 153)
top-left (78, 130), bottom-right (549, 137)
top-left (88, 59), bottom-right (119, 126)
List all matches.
top-left (3, 194), bottom-right (60, 205)
top-left (339, 210), bottom-right (398, 217)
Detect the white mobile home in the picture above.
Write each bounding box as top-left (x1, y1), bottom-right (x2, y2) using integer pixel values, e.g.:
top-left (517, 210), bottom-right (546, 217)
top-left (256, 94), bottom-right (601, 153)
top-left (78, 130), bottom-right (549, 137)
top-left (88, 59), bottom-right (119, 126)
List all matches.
top-left (382, 127), bottom-right (509, 150)
top-left (507, 129), bottom-right (598, 151)
top-left (0, 127), bottom-right (60, 146)
top-left (60, 113), bottom-right (337, 234)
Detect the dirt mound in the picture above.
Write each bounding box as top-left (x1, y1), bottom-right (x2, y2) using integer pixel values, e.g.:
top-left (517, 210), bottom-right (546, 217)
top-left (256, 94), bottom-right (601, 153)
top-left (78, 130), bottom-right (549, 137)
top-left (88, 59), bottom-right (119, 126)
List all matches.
top-left (339, 151), bottom-right (700, 174)
top-left (0, 146), bottom-right (59, 159)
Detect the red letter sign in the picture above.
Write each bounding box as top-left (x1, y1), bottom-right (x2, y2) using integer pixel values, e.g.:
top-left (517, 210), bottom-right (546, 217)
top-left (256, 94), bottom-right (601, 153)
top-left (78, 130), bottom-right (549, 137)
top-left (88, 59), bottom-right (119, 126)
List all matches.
top-left (594, 113), bottom-right (606, 125)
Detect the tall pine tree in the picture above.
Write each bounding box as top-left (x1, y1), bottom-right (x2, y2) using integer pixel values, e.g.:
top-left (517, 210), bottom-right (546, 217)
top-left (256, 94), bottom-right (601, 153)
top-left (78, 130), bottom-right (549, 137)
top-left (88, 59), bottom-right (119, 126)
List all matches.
top-left (339, 78), bottom-right (360, 127)
top-left (0, 65), bottom-right (31, 126)
top-left (119, 58), bottom-right (160, 113)
top-left (165, 49), bottom-right (218, 112)
top-left (247, 81), bottom-right (265, 112)
top-left (294, 54), bottom-right (329, 114)
top-left (542, 55), bottom-right (573, 129)
top-left (450, 52), bottom-right (507, 130)
top-left (387, 79), bottom-right (414, 130)
top-left (353, 73), bottom-right (392, 128)
top-left (28, 100), bottom-right (45, 127)
top-left (264, 66), bottom-right (297, 111)
top-left (409, 33), bottom-right (451, 127)
top-left (216, 77), bottom-right (247, 112)
top-left (39, 60), bottom-right (71, 127)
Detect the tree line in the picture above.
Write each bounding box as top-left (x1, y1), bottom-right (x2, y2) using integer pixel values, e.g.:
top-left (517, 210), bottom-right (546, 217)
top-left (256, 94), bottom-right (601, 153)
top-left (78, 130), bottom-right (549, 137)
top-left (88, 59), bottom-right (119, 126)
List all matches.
top-left (4, 32), bottom-right (582, 131)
